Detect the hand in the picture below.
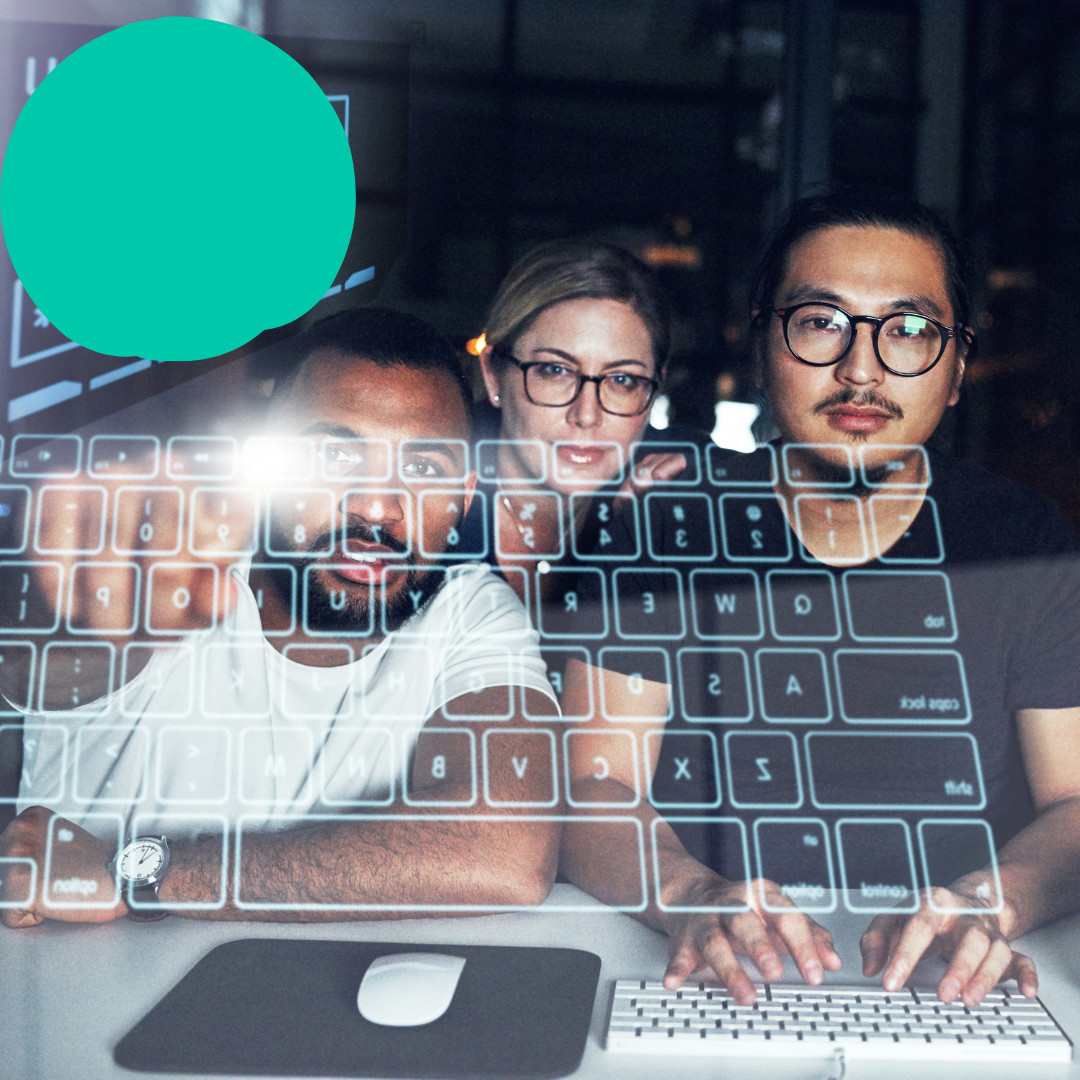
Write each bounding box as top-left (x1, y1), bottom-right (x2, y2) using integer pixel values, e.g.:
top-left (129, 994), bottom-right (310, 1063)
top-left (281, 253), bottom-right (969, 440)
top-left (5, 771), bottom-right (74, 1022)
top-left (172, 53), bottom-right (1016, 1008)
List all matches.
top-left (622, 451), bottom-right (688, 493)
top-left (0, 805), bottom-right (127, 928)
top-left (860, 886), bottom-right (1037, 1006)
top-left (662, 875), bottom-right (842, 1004)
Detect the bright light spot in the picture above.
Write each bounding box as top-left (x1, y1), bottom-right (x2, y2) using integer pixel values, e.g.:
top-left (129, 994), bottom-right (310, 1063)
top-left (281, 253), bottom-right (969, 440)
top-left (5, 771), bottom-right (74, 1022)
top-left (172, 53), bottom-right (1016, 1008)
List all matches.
top-left (650, 393), bottom-right (670, 430)
top-left (711, 400), bottom-right (759, 454)
top-left (466, 333), bottom-right (486, 356)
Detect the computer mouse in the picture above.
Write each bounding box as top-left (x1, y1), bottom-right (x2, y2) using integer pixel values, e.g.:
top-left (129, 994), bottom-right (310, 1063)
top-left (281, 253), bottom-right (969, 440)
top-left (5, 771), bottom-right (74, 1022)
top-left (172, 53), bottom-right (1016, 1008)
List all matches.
top-left (357, 952), bottom-right (467, 1027)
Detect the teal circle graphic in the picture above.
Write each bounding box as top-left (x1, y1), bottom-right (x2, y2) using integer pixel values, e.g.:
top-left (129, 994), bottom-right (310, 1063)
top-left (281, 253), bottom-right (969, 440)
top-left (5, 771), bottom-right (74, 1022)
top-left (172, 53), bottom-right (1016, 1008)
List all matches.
top-left (1, 17), bottom-right (355, 362)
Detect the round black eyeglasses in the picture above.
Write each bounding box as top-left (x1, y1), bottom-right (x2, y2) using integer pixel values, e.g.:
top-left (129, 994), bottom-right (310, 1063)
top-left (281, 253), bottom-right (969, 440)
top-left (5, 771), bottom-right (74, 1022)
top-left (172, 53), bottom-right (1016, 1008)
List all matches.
top-left (768, 302), bottom-right (967, 377)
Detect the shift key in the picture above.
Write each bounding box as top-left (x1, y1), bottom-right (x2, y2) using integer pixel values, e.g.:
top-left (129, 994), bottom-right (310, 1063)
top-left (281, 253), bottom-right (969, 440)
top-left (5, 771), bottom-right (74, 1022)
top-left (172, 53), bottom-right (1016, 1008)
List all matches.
top-left (806, 732), bottom-right (984, 810)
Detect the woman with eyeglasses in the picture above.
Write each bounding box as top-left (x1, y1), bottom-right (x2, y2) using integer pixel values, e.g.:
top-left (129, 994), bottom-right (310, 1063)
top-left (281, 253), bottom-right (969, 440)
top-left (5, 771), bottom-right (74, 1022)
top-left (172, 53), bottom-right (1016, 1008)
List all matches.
top-left (459, 240), bottom-right (710, 607)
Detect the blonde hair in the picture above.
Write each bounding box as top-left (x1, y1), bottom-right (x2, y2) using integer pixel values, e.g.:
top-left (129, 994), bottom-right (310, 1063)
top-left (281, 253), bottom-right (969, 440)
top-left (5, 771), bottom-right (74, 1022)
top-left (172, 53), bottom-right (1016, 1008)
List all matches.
top-left (485, 239), bottom-right (671, 370)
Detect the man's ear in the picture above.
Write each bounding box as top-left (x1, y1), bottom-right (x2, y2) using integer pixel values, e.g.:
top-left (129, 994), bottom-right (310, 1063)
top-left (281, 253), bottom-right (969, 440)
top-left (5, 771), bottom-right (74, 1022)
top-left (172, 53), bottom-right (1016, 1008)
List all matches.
top-left (460, 470), bottom-right (478, 522)
top-left (947, 331), bottom-right (971, 407)
top-left (477, 344), bottom-right (502, 407)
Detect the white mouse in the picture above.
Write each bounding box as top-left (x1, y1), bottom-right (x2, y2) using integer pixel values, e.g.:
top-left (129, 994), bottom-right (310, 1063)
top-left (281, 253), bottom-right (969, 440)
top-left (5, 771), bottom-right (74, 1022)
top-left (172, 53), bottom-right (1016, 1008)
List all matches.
top-left (357, 952), bottom-right (467, 1027)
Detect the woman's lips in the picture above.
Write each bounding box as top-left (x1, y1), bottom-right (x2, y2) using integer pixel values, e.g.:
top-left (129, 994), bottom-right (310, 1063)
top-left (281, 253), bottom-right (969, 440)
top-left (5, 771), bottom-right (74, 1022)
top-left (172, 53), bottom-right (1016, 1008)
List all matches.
top-left (825, 408), bottom-right (892, 434)
top-left (556, 444), bottom-right (610, 467)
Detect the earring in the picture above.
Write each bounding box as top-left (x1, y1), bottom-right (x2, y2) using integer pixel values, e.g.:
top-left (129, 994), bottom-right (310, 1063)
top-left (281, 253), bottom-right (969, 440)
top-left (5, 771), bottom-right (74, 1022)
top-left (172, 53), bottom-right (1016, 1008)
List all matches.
top-left (493, 395), bottom-right (500, 404)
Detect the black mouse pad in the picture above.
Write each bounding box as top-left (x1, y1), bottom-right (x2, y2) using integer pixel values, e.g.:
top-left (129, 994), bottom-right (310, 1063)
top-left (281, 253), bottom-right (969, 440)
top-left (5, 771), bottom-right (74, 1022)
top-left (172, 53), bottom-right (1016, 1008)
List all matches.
top-left (114, 939), bottom-right (601, 1079)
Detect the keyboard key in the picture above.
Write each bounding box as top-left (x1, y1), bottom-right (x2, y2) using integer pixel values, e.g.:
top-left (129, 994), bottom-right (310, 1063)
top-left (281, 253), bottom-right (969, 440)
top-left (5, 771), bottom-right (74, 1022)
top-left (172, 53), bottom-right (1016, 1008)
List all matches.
top-left (475, 439), bottom-right (548, 483)
top-left (265, 488), bottom-right (335, 557)
top-left (571, 492), bottom-right (641, 560)
top-left (755, 648), bottom-right (832, 723)
top-left (0, 643), bottom-right (36, 714)
top-left (793, 494), bottom-right (869, 563)
top-left (200, 643), bottom-right (270, 718)
top-left (399, 439), bottom-right (469, 483)
top-left (564, 730), bottom-right (639, 805)
top-left (494, 490), bottom-right (564, 559)
top-left (113, 486), bottom-right (184, 555)
top-left (0, 561), bottom-right (62, 633)
top-left (45, 812), bottom-right (123, 910)
top-left (836, 818), bottom-right (919, 913)
top-left (782, 443), bottom-right (854, 487)
top-left (766, 570), bottom-right (840, 640)
top-left (404, 728), bottom-right (477, 805)
top-left (441, 649), bottom-right (514, 720)
top-left (383, 566), bottom-right (449, 636)
top-left (598, 648), bottom-right (673, 721)
top-left (753, 817), bottom-right (835, 912)
top-left (73, 726), bottom-right (149, 804)
top-left (317, 436), bottom-right (392, 483)
top-left (919, 819), bottom-right (1002, 913)
top-left (121, 643), bottom-right (195, 718)
top-left (805, 732), bottom-right (985, 810)
top-left (145, 563), bottom-right (218, 634)
top-left (630, 441), bottom-right (702, 485)
top-left (645, 493), bottom-right (717, 561)
top-left (483, 728), bottom-right (558, 807)
top-left (243, 436), bottom-right (315, 482)
top-left (689, 570), bottom-right (763, 640)
top-left (651, 817), bottom-right (750, 910)
top-left (613, 568), bottom-right (685, 638)
top-left (724, 730), bottom-right (803, 808)
top-left (0, 486), bottom-right (31, 553)
top-left (87, 435), bottom-right (160, 479)
top-left (156, 726), bottom-right (231, 803)
top-left (0, 856), bottom-right (36, 908)
top-left (67, 562), bottom-right (140, 634)
top-left (301, 564), bottom-right (374, 638)
top-left (35, 486), bottom-right (106, 554)
top-left (528, 646), bottom-right (591, 721)
top-left (318, 726), bottom-right (394, 806)
top-left (10, 434), bottom-right (81, 478)
top-left (552, 441), bottom-right (624, 485)
top-left (843, 570), bottom-right (957, 641)
top-left (280, 643), bottom-right (357, 719)
top-left (833, 649), bottom-right (970, 724)
top-left (420, 489), bottom-right (486, 558)
top-left (869, 494), bottom-right (945, 563)
top-left (358, 642), bottom-right (432, 721)
top-left (166, 436), bottom-right (238, 480)
top-left (645, 731), bottom-right (721, 808)
top-left (536, 568), bottom-right (607, 639)
top-left (232, 564), bottom-right (296, 636)
top-left (718, 493), bottom-right (792, 562)
top-left (128, 814), bottom-right (227, 911)
top-left (39, 642), bottom-right (115, 710)
top-left (707, 443), bottom-right (778, 486)
top-left (1, 721), bottom-right (62, 801)
top-left (239, 727), bottom-right (314, 804)
top-left (676, 647), bottom-right (752, 722)
top-left (859, 444), bottom-right (931, 489)
top-left (189, 487), bottom-right (258, 556)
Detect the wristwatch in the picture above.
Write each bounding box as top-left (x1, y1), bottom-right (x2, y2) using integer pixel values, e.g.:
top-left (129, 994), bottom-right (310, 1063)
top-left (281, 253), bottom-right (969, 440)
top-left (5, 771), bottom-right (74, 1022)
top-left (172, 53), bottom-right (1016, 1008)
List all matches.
top-left (108, 835), bottom-right (171, 922)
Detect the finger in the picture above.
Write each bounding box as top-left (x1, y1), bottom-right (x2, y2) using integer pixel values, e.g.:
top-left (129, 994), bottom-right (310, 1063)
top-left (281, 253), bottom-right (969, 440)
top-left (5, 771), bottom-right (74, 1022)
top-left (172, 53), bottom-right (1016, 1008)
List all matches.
top-left (768, 911), bottom-right (830, 985)
top-left (880, 912), bottom-right (942, 992)
top-left (649, 453), bottom-right (688, 482)
top-left (724, 911), bottom-right (784, 984)
top-left (860, 915), bottom-right (905, 976)
top-left (958, 936), bottom-right (1016, 1007)
top-left (1005, 952), bottom-right (1039, 999)
top-left (664, 928), bottom-right (705, 990)
top-left (811, 923), bottom-right (843, 970)
top-left (937, 924), bottom-right (994, 1004)
top-left (692, 925), bottom-right (759, 1005)
top-left (0, 907), bottom-right (45, 929)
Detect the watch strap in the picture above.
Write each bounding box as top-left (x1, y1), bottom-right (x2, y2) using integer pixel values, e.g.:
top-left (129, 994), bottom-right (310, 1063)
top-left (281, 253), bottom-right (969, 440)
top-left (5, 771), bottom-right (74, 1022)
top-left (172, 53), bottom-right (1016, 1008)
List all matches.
top-left (127, 881), bottom-right (170, 922)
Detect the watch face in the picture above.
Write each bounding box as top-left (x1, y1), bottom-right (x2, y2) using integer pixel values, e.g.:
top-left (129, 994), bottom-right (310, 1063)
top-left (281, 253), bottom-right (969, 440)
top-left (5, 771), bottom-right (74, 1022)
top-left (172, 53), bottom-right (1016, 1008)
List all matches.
top-left (118, 839), bottom-right (166, 884)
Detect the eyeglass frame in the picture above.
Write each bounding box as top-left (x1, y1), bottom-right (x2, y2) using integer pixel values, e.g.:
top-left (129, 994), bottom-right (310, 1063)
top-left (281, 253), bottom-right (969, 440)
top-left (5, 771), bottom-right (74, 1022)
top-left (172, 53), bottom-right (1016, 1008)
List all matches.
top-left (765, 302), bottom-right (973, 378)
top-left (493, 346), bottom-right (661, 417)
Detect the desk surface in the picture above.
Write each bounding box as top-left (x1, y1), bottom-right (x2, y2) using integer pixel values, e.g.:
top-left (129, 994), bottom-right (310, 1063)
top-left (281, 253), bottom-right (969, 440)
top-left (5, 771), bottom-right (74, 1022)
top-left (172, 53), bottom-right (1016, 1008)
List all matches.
top-left (3, 885), bottom-right (1080, 1080)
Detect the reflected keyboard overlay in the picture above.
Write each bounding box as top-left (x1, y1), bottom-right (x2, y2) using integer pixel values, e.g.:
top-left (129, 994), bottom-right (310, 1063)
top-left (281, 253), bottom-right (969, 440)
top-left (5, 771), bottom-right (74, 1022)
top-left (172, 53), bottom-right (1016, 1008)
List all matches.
top-left (0, 436), bottom-right (1010, 922)
top-left (606, 980), bottom-right (1072, 1062)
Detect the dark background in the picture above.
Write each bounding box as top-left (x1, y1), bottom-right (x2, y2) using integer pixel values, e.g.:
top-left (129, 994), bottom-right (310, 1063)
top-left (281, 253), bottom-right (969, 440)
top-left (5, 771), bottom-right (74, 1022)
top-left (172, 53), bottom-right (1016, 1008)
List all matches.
top-left (4, 0), bottom-right (1080, 522)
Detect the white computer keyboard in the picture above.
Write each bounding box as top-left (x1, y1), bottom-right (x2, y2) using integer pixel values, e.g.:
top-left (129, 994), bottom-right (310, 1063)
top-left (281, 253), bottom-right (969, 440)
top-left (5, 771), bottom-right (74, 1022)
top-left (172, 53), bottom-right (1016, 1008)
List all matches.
top-left (605, 980), bottom-right (1072, 1062)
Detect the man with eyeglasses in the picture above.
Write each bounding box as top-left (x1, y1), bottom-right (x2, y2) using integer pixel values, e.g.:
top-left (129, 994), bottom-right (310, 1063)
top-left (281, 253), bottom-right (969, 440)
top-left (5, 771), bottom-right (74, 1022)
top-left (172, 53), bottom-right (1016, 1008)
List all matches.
top-left (558, 188), bottom-right (1080, 1010)
top-left (0, 306), bottom-right (562, 927)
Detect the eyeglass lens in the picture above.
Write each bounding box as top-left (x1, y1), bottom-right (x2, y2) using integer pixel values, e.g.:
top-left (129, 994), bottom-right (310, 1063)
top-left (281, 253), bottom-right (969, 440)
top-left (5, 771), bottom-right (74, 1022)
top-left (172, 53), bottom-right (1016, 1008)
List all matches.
top-left (785, 304), bottom-right (945, 374)
top-left (524, 364), bottom-right (653, 415)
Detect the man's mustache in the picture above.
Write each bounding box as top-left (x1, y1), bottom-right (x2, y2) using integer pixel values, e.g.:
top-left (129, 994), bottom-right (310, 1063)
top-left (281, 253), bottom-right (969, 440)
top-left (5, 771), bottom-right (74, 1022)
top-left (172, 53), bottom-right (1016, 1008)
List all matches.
top-left (297, 524), bottom-right (411, 558)
top-left (812, 388), bottom-right (904, 420)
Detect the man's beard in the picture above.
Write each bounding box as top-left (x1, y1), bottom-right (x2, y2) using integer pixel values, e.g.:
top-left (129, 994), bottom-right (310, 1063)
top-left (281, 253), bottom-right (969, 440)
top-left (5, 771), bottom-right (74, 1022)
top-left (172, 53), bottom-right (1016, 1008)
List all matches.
top-left (264, 519), bottom-right (445, 635)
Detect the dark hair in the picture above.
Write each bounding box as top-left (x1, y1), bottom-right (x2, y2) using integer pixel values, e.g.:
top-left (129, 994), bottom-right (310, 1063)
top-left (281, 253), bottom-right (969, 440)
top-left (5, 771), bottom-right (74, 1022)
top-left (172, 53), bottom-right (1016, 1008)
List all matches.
top-left (270, 306), bottom-right (472, 411)
top-left (485, 239), bottom-right (672, 371)
top-left (750, 186), bottom-right (976, 355)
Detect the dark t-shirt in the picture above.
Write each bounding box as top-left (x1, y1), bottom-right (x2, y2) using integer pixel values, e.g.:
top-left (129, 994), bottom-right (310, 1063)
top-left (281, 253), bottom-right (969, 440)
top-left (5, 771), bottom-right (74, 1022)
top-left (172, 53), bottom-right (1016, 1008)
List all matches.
top-left (575, 444), bottom-right (1080, 901)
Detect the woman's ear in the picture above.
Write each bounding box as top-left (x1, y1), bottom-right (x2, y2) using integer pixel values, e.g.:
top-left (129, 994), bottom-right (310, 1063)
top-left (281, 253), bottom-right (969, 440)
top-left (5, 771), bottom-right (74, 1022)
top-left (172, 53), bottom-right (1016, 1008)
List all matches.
top-left (477, 344), bottom-right (502, 407)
